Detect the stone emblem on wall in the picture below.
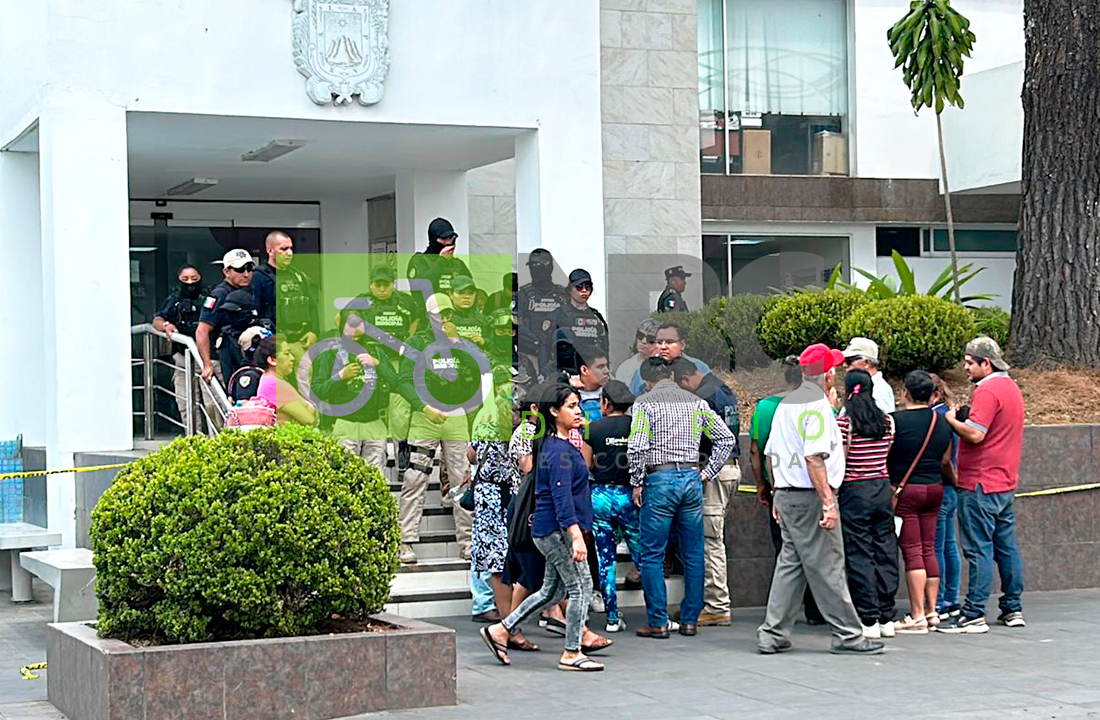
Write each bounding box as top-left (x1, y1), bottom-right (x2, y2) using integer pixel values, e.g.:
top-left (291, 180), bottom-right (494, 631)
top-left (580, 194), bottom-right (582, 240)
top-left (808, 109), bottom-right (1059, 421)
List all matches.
top-left (292, 0), bottom-right (391, 106)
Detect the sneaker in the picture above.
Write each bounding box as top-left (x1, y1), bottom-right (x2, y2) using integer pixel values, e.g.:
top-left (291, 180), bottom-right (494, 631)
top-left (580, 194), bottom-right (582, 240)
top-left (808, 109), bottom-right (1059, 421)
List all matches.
top-left (605, 618), bottom-right (626, 633)
top-left (666, 620), bottom-right (680, 632)
top-left (895, 615), bottom-right (929, 635)
top-left (938, 614), bottom-right (990, 634)
top-left (861, 622), bottom-right (881, 639)
top-left (879, 620), bottom-right (896, 638)
top-left (830, 638), bottom-right (885, 655)
top-left (998, 611), bottom-right (1026, 628)
top-left (758, 639), bottom-right (793, 654)
top-left (590, 592), bottom-right (606, 614)
top-left (399, 543), bottom-right (417, 564)
top-left (938, 604), bottom-right (961, 622)
top-left (698, 612), bottom-right (731, 627)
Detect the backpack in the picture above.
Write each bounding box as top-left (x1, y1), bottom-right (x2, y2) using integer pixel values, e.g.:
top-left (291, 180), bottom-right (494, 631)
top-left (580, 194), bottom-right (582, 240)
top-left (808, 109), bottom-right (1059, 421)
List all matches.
top-left (227, 365), bottom-right (264, 403)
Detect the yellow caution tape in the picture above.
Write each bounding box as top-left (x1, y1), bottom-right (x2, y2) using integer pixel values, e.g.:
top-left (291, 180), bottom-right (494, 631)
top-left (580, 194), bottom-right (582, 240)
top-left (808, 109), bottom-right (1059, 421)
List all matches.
top-left (20, 662), bottom-right (47, 680)
top-left (0, 462), bottom-right (130, 481)
top-left (1017, 482), bottom-right (1100, 498)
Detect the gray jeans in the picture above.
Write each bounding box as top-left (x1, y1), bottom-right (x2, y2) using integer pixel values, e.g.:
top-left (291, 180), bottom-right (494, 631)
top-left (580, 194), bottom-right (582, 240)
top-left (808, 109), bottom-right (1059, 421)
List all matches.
top-left (502, 530), bottom-right (591, 651)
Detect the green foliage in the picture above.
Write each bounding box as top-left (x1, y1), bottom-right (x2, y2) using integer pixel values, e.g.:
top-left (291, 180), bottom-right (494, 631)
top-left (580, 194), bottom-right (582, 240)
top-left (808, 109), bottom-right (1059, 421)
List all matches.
top-left (888, 0), bottom-right (976, 114)
top-left (969, 305), bottom-right (1010, 349)
top-left (755, 291), bottom-right (871, 360)
top-left (91, 425), bottom-right (399, 645)
top-left (657, 294), bottom-right (771, 371)
top-left (839, 295), bottom-right (976, 376)
top-left (828, 253), bottom-right (996, 306)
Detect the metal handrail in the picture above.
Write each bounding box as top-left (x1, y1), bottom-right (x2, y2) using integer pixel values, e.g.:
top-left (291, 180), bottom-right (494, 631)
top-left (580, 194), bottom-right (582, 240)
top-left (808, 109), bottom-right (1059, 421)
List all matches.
top-left (130, 324), bottom-right (233, 439)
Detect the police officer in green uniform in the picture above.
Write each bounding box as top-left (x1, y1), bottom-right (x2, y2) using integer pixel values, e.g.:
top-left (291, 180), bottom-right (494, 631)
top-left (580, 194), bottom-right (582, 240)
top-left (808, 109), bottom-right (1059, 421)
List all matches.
top-left (486, 307), bottom-right (517, 369)
top-left (197, 249), bottom-right (261, 384)
top-left (153, 263), bottom-right (209, 432)
top-left (657, 265), bottom-right (692, 313)
top-left (448, 275), bottom-right (489, 350)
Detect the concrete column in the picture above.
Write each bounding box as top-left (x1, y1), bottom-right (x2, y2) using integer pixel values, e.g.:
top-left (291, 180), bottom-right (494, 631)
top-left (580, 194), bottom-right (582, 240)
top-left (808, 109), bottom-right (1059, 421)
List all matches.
top-left (0, 149), bottom-right (45, 446)
top-left (395, 171), bottom-right (469, 257)
top-left (39, 100), bottom-right (131, 548)
top-left (319, 199), bottom-right (370, 254)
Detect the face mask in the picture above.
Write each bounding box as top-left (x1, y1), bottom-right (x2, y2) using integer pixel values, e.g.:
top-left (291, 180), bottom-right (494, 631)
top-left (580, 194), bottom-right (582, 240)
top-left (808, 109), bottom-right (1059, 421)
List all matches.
top-left (530, 264), bottom-right (552, 284)
top-left (180, 280), bottom-right (202, 298)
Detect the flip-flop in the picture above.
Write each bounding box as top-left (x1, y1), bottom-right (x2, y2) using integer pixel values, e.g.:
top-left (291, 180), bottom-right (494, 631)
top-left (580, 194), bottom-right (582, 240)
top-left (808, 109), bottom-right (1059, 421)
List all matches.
top-left (581, 637), bottom-right (613, 654)
top-left (558, 657), bottom-right (604, 672)
top-left (543, 617), bottom-right (567, 637)
top-left (479, 627), bottom-right (510, 666)
top-left (507, 636), bottom-right (540, 652)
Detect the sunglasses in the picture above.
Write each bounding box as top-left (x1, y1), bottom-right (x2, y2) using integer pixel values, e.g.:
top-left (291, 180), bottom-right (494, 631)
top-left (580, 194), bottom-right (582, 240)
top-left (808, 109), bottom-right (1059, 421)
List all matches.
top-left (844, 356), bottom-right (862, 366)
top-left (636, 334), bottom-right (657, 343)
top-left (229, 264), bottom-right (255, 273)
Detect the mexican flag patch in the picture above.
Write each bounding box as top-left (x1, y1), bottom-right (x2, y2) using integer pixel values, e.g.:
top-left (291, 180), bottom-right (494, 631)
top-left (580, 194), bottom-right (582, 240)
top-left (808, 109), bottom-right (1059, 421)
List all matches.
top-left (203, 296), bottom-right (217, 309)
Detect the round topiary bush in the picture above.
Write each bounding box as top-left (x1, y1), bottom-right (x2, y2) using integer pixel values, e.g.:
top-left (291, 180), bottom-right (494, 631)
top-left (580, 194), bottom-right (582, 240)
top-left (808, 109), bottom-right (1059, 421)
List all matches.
top-left (839, 295), bottom-right (976, 376)
top-left (755, 290), bottom-right (871, 360)
top-left (91, 424), bottom-right (399, 644)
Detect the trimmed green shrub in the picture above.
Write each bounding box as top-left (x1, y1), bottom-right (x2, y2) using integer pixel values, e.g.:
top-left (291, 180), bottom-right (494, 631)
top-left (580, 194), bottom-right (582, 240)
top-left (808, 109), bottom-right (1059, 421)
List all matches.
top-left (653, 293), bottom-right (771, 371)
top-left (969, 306), bottom-right (1010, 350)
top-left (839, 295), bottom-right (976, 376)
top-left (91, 425), bottom-right (399, 644)
top-left (755, 290), bottom-right (871, 360)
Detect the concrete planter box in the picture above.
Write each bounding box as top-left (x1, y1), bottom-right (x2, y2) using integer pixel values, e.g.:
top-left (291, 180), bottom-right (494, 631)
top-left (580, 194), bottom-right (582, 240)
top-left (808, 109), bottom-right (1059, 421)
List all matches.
top-left (47, 613), bottom-right (456, 720)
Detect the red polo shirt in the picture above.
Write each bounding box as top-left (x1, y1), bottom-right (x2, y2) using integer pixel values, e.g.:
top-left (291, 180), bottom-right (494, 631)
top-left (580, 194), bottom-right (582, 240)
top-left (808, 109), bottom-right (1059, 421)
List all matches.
top-left (957, 373), bottom-right (1025, 493)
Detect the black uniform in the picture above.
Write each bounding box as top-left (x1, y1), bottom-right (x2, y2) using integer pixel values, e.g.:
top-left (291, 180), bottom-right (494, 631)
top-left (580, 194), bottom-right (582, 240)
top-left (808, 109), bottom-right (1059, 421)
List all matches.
top-left (657, 285), bottom-right (688, 313)
top-left (199, 281), bottom-right (261, 379)
top-left (516, 281), bottom-right (568, 376)
top-left (549, 301), bottom-right (609, 374)
top-left (405, 253), bottom-right (472, 298)
top-left (695, 372), bottom-right (741, 462)
top-left (359, 291), bottom-right (419, 363)
top-left (396, 329), bottom-right (484, 413)
top-left (449, 306), bottom-right (489, 349)
top-left (252, 262), bottom-right (318, 342)
top-left (310, 330), bottom-right (398, 428)
top-left (155, 287), bottom-right (206, 339)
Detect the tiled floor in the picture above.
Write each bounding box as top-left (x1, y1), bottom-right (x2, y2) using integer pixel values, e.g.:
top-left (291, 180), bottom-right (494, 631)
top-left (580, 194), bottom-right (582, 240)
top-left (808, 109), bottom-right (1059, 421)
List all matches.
top-left (4, 585), bottom-right (1100, 719)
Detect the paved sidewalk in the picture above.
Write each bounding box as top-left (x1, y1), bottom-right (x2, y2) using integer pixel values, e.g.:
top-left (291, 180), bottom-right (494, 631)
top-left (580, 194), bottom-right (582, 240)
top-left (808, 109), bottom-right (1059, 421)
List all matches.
top-left (3, 586), bottom-right (1100, 720)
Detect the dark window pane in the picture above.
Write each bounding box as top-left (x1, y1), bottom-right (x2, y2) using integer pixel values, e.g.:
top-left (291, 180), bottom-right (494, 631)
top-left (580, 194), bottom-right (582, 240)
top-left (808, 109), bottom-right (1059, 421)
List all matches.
top-left (932, 229), bottom-right (1016, 253)
top-left (876, 227), bottom-right (921, 257)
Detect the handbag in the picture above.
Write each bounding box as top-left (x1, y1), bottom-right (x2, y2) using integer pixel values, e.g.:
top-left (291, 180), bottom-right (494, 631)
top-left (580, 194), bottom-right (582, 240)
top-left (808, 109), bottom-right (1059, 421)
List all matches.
top-left (893, 411), bottom-right (938, 511)
top-left (458, 461), bottom-right (482, 512)
top-left (507, 471), bottom-right (538, 551)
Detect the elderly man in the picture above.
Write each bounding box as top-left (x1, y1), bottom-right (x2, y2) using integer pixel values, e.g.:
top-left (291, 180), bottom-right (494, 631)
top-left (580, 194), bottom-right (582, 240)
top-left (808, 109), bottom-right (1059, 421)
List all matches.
top-left (628, 358), bottom-right (736, 639)
top-left (757, 343), bottom-right (884, 655)
top-left (842, 337), bottom-right (895, 413)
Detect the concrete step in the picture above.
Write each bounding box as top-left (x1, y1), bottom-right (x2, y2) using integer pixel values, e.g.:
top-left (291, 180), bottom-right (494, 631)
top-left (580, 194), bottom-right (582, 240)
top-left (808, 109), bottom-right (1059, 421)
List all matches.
top-left (391, 559), bottom-right (640, 593)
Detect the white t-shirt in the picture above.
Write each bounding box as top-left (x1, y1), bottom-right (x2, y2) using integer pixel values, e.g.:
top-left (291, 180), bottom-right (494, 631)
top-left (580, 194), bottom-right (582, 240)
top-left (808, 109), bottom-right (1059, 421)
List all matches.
top-left (872, 372), bottom-right (896, 414)
top-left (764, 381), bottom-right (845, 490)
top-left (614, 355), bottom-right (642, 383)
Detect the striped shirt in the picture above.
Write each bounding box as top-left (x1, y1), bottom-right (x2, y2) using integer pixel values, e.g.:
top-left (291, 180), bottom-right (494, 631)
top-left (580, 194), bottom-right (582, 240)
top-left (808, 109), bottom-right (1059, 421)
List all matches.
top-left (836, 414), bottom-right (895, 482)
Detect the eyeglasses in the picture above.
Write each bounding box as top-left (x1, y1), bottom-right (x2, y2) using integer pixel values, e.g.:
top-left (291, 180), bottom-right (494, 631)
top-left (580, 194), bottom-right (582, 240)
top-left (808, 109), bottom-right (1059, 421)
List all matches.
top-left (229, 264), bottom-right (255, 274)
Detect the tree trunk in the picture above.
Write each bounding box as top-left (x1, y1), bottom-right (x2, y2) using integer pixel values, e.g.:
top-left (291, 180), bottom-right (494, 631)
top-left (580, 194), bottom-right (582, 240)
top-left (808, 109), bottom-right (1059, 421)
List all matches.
top-left (1011, 0), bottom-right (1100, 366)
top-left (936, 112), bottom-right (962, 304)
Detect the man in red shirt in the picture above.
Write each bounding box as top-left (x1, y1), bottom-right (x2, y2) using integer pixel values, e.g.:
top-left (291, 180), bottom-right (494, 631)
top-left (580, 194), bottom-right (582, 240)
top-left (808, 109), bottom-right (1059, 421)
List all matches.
top-left (939, 337), bottom-right (1025, 634)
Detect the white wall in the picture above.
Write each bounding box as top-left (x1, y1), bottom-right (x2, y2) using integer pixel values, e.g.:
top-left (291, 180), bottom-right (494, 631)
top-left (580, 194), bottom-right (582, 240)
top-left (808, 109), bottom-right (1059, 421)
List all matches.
top-left (875, 255), bottom-right (1015, 311)
top-left (942, 62), bottom-right (1023, 192)
top-left (852, 0), bottom-right (1024, 180)
top-left (0, 3), bottom-right (46, 148)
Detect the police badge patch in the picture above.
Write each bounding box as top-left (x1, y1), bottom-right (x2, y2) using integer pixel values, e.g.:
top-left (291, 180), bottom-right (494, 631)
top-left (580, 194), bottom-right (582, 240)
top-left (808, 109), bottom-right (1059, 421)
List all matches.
top-left (542, 320), bottom-right (552, 331)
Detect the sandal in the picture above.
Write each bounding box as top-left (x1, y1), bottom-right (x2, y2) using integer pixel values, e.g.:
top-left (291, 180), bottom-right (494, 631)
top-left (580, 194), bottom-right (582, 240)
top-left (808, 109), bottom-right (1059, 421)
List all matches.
top-left (558, 657), bottom-right (604, 672)
top-left (542, 616), bottom-right (567, 637)
top-left (581, 636), bottom-right (613, 654)
top-left (507, 636), bottom-right (541, 652)
top-left (925, 612), bottom-right (941, 628)
top-left (479, 626), bottom-right (510, 666)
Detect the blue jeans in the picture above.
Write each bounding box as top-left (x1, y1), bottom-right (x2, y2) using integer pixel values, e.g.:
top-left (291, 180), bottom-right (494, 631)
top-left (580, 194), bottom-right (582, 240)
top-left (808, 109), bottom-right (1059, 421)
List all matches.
top-left (591, 484), bottom-right (643, 623)
top-left (471, 570), bottom-right (495, 616)
top-left (934, 485), bottom-right (962, 611)
top-left (638, 469), bottom-right (704, 627)
top-left (957, 484), bottom-right (1025, 619)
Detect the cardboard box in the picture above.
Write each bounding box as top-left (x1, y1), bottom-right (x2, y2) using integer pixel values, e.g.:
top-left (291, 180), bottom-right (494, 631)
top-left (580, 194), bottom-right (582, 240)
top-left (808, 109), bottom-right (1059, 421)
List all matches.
top-left (742, 129), bottom-right (772, 175)
top-left (813, 131), bottom-right (849, 176)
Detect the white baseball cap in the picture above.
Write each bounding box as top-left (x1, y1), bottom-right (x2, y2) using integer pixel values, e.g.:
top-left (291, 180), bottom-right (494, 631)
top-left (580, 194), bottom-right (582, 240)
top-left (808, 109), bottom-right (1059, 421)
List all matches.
top-left (219, 249), bottom-right (254, 270)
top-left (842, 337), bottom-right (880, 362)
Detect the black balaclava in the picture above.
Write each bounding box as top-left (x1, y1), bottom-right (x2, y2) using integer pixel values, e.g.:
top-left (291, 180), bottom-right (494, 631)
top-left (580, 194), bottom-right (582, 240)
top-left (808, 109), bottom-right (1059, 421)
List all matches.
top-left (426, 237), bottom-right (448, 254)
top-left (530, 262), bottom-right (553, 285)
top-left (179, 280), bottom-right (202, 299)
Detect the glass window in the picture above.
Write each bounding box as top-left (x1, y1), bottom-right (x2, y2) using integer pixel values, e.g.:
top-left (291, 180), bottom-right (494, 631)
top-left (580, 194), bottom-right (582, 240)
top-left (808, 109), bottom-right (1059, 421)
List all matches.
top-left (702, 234), bottom-right (850, 303)
top-left (877, 227), bottom-right (921, 257)
top-left (698, 0), bottom-right (850, 176)
top-left (930, 228), bottom-right (1016, 253)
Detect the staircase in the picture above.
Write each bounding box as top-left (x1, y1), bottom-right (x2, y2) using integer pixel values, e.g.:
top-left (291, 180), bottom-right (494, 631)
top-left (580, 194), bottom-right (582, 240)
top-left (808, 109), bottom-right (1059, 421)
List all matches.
top-left (382, 458), bottom-right (684, 619)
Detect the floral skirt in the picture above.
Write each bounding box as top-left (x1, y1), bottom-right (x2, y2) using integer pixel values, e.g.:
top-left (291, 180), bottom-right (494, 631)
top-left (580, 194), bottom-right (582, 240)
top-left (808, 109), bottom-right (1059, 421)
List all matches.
top-left (471, 482), bottom-right (508, 574)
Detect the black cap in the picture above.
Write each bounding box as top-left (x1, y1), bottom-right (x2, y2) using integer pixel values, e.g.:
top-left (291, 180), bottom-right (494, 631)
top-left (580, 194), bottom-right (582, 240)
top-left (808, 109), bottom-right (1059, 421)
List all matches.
top-left (526, 248), bottom-right (553, 266)
top-left (371, 264), bottom-right (395, 281)
top-left (451, 274), bottom-right (476, 292)
top-left (664, 265), bottom-right (692, 280)
top-left (568, 268), bottom-right (593, 287)
top-left (428, 217), bottom-right (457, 240)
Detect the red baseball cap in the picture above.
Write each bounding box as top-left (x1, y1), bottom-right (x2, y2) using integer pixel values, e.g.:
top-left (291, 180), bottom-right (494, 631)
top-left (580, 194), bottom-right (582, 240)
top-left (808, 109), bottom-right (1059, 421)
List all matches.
top-left (799, 343), bottom-right (845, 375)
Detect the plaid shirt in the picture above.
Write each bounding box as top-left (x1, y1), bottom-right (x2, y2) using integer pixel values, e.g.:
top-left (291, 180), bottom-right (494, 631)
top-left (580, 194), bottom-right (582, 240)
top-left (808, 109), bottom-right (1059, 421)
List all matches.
top-left (627, 379), bottom-right (735, 486)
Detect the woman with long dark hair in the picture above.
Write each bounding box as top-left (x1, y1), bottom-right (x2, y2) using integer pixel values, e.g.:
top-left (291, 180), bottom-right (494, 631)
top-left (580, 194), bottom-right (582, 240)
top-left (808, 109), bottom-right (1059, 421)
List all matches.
top-left (836, 369), bottom-right (898, 640)
top-left (482, 384), bottom-right (604, 672)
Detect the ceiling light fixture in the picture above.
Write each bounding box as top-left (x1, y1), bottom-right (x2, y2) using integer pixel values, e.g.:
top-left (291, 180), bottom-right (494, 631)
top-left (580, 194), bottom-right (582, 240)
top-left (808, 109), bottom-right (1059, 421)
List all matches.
top-left (165, 178), bottom-right (218, 196)
top-left (241, 139), bottom-right (307, 163)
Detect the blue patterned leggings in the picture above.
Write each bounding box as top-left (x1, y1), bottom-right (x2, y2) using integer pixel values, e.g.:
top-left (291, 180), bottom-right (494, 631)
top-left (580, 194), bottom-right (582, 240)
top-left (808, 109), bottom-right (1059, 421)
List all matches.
top-left (590, 484), bottom-right (643, 623)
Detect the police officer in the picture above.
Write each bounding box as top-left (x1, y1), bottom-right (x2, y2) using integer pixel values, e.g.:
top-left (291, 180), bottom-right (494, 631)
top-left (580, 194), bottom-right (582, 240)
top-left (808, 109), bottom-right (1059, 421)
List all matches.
top-left (153, 263), bottom-right (209, 433)
top-left (252, 230), bottom-right (319, 346)
top-left (516, 247), bottom-right (567, 380)
top-left (406, 217), bottom-right (472, 300)
top-left (549, 268), bottom-right (609, 376)
top-left (196, 249), bottom-right (261, 384)
top-left (657, 265), bottom-right (692, 313)
top-left (448, 275), bottom-right (489, 350)
top-left (485, 272), bottom-right (516, 314)
top-left (486, 307), bottom-right (516, 369)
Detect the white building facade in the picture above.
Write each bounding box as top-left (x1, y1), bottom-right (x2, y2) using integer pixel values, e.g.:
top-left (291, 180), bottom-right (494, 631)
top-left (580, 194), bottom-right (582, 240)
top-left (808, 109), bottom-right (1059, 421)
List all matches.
top-left (0, 0), bottom-right (1023, 547)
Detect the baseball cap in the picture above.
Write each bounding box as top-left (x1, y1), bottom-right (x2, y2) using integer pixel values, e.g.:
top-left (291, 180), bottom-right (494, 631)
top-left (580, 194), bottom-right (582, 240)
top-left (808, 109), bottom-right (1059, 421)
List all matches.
top-left (842, 337), bottom-right (880, 362)
top-left (220, 249), bottom-right (254, 270)
top-left (799, 343), bottom-right (845, 375)
top-left (569, 268), bottom-right (593, 287)
top-left (427, 293), bottom-right (454, 315)
top-left (526, 248), bottom-right (553, 266)
top-left (664, 265), bottom-right (692, 280)
top-left (428, 217), bottom-right (457, 240)
top-left (451, 275), bottom-right (477, 293)
top-left (237, 326), bottom-right (271, 355)
top-left (370, 264), bottom-right (395, 282)
top-left (965, 336), bottom-right (1010, 370)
